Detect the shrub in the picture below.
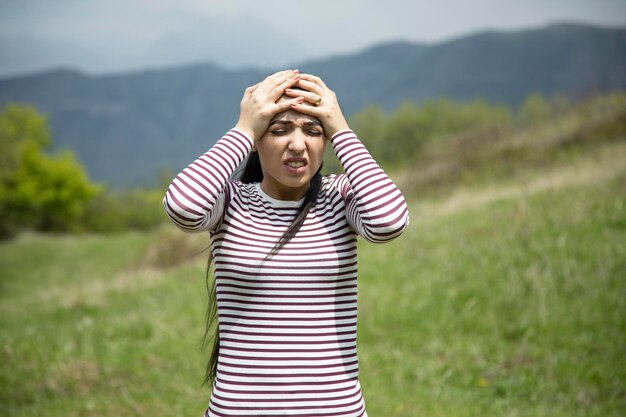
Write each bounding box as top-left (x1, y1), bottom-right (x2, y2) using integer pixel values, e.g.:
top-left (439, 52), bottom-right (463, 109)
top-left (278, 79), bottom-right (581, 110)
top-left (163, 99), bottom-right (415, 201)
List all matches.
top-left (0, 104), bottom-right (101, 238)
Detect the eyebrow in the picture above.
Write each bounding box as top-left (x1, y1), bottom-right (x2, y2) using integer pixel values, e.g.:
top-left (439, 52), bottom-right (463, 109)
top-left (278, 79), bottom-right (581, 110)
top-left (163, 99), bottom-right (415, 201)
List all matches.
top-left (268, 119), bottom-right (323, 127)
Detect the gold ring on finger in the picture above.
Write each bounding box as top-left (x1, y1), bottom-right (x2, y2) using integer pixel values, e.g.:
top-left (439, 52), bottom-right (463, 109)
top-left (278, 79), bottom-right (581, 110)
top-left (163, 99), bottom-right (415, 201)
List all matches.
top-left (315, 97), bottom-right (322, 106)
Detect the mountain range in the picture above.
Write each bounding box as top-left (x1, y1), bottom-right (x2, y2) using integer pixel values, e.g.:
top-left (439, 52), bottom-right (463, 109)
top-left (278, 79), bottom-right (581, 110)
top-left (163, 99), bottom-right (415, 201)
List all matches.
top-left (1, 22), bottom-right (625, 187)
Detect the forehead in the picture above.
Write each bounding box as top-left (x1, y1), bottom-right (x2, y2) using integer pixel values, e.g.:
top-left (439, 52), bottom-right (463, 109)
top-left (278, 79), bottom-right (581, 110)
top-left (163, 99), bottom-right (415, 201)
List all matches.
top-left (271, 108), bottom-right (320, 124)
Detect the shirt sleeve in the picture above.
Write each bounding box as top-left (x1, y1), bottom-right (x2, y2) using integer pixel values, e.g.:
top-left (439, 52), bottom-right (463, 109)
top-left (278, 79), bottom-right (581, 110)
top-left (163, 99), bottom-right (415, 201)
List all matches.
top-left (163, 129), bottom-right (253, 233)
top-left (330, 129), bottom-right (409, 243)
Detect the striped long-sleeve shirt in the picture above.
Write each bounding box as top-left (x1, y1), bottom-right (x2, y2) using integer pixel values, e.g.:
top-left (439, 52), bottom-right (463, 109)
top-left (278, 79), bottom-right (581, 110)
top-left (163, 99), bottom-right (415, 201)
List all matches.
top-left (164, 128), bottom-right (409, 416)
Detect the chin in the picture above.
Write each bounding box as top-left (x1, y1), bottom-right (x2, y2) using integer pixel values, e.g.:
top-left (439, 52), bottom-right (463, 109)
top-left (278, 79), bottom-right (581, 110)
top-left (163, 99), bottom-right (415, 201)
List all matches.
top-left (283, 179), bottom-right (310, 189)
top-left (282, 174), bottom-right (313, 188)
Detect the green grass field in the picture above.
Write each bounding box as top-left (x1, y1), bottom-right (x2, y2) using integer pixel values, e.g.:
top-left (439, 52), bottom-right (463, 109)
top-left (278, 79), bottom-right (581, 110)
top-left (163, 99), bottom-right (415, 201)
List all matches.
top-left (1, 137), bottom-right (625, 416)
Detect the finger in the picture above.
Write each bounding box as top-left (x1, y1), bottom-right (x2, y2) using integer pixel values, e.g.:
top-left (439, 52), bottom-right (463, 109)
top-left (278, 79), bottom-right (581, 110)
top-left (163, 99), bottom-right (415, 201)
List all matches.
top-left (252, 70), bottom-right (296, 98)
top-left (264, 69), bottom-right (299, 89)
top-left (298, 73), bottom-right (328, 90)
top-left (267, 73), bottom-right (301, 101)
top-left (284, 88), bottom-right (321, 106)
top-left (289, 100), bottom-right (322, 117)
top-left (258, 69), bottom-right (296, 91)
top-left (294, 78), bottom-right (324, 96)
top-left (265, 69), bottom-right (297, 83)
top-left (245, 82), bottom-right (261, 95)
top-left (274, 96), bottom-right (305, 113)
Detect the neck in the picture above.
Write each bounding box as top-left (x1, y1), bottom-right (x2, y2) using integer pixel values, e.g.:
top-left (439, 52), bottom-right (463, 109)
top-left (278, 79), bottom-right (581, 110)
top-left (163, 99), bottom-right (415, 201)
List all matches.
top-left (260, 180), bottom-right (308, 201)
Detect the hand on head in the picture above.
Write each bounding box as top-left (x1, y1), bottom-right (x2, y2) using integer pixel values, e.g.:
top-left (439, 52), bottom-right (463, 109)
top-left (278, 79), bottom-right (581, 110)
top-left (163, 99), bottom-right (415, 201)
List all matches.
top-left (285, 73), bottom-right (350, 139)
top-left (235, 70), bottom-right (303, 143)
top-left (235, 70), bottom-right (350, 143)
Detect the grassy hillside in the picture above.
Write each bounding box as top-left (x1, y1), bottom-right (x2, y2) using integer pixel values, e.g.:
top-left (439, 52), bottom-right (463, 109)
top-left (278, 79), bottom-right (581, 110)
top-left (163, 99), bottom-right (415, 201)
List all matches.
top-left (1, 116), bottom-right (625, 415)
top-left (358, 141), bottom-right (626, 416)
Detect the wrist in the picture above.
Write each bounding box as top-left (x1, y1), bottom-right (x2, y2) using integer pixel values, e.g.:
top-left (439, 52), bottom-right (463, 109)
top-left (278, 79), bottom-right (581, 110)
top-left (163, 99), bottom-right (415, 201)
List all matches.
top-left (324, 116), bottom-right (350, 139)
top-left (233, 122), bottom-right (256, 145)
top-left (326, 124), bottom-right (351, 140)
top-left (329, 128), bottom-right (353, 143)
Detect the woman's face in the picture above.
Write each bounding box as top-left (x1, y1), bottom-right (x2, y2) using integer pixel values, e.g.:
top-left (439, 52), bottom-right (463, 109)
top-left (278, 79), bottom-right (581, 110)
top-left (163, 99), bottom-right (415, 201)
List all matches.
top-left (256, 106), bottom-right (327, 201)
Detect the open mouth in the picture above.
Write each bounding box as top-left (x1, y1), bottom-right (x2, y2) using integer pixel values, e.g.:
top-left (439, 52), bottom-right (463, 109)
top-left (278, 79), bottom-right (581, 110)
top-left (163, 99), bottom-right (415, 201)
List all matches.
top-left (284, 158), bottom-right (308, 169)
top-left (285, 160), bottom-right (306, 168)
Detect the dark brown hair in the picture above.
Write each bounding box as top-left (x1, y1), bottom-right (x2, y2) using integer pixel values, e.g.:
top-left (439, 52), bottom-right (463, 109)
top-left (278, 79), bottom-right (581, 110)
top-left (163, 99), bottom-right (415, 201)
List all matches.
top-left (203, 151), bottom-right (324, 386)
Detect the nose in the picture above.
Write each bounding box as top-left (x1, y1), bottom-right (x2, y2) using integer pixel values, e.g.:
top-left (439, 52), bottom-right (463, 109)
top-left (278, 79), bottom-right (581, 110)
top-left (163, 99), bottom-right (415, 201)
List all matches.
top-left (287, 129), bottom-right (306, 154)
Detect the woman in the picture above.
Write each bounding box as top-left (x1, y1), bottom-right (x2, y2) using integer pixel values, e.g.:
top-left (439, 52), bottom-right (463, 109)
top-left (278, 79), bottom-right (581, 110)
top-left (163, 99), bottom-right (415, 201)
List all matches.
top-left (164, 70), bottom-right (409, 417)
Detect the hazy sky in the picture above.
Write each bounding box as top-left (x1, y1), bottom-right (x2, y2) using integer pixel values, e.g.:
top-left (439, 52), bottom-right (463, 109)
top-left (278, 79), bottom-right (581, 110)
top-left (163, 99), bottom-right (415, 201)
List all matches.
top-left (1, 0), bottom-right (625, 77)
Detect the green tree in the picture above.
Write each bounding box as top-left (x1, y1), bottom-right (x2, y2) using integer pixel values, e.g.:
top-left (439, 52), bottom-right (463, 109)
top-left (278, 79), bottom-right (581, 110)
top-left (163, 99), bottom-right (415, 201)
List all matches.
top-left (0, 104), bottom-right (101, 237)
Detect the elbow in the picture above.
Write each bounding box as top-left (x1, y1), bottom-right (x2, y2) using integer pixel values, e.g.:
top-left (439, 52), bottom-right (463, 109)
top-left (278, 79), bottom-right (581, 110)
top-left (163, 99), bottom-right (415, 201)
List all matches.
top-left (162, 194), bottom-right (207, 233)
top-left (363, 209), bottom-right (410, 243)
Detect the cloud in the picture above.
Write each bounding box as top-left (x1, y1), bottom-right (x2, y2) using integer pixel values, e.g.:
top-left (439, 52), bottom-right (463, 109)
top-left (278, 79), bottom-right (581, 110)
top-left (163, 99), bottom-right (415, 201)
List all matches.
top-left (1, 0), bottom-right (625, 77)
top-left (144, 14), bottom-right (309, 70)
top-left (0, 8), bottom-right (308, 75)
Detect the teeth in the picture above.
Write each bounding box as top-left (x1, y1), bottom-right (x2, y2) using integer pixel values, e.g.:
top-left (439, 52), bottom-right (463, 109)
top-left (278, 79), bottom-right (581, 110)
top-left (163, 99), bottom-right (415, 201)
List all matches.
top-left (286, 161), bottom-right (305, 168)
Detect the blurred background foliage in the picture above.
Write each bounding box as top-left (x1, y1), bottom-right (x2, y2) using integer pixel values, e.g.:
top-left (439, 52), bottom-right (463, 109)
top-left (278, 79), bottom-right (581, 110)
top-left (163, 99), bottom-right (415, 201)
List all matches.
top-left (0, 105), bottom-right (100, 238)
top-left (329, 91), bottom-right (626, 194)
top-left (1, 89), bottom-right (625, 240)
top-left (0, 104), bottom-right (165, 238)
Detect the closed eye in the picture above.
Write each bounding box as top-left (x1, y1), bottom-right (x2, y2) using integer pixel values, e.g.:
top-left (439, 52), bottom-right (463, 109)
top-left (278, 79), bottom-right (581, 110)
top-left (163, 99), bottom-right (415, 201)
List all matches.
top-left (270, 129), bottom-right (288, 135)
